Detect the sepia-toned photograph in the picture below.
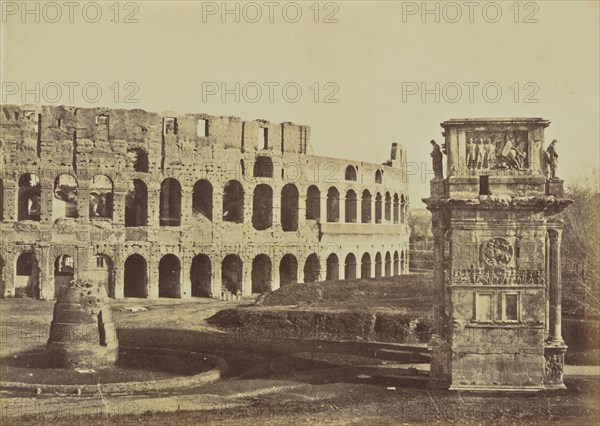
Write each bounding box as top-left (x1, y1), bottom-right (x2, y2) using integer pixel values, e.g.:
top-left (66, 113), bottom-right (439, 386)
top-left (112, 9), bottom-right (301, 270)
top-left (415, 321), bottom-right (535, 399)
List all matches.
top-left (0, 1), bottom-right (598, 424)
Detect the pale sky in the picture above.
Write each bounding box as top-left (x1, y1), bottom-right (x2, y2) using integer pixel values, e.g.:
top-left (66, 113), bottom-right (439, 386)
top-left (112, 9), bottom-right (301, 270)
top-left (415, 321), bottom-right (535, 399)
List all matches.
top-left (2, 1), bottom-right (599, 202)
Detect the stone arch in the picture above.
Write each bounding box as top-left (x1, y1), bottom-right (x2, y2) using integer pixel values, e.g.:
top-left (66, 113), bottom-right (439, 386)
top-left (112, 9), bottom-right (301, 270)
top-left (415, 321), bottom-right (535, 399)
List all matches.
top-left (393, 250), bottom-right (400, 275)
top-left (345, 165), bottom-right (357, 181)
top-left (375, 169), bottom-right (383, 184)
top-left (279, 254), bottom-right (298, 286)
top-left (222, 254), bottom-right (243, 294)
top-left (361, 190), bottom-right (372, 223)
top-left (385, 192), bottom-right (391, 222)
top-left (306, 185), bottom-right (320, 220)
top-left (281, 183), bottom-right (299, 232)
top-left (90, 175), bottom-right (113, 219)
top-left (87, 254), bottom-right (114, 297)
top-left (326, 253), bottom-right (339, 281)
top-left (191, 254), bottom-right (211, 297)
top-left (192, 180), bottom-right (213, 221)
top-left (54, 254), bottom-right (74, 298)
top-left (385, 251), bottom-right (392, 277)
top-left (251, 254), bottom-right (272, 293)
top-left (252, 184), bottom-right (273, 230)
top-left (253, 156), bottom-right (273, 178)
top-left (158, 254), bottom-right (181, 298)
top-left (344, 253), bottom-right (357, 280)
top-left (124, 254), bottom-right (147, 298)
top-left (326, 187), bottom-right (339, 223)
top-left (18, 173), bottom-right (41, 221)
top-left (361, 253), bottom-right (371, 279)
top-left (223, 180), bottom-right (244, 223)
top-left (125, 179), bottom-right (148, 227)
top-left (127, 147), bottom-right (149, 172)
top-left (375, 252), bottom-right (382, 278)
top-left (393, 194), bottom-right (399, 224)
top-left (345, 189), bottom-right (357, 223)
top-left (53, 174), bottom-right (78, 219)
top-left (375, 192), bottom-right (382, 223)
top-left (303, 253), bottom-right (320, 283)
top-left (160, 178), bottom-right (181, 226)
top-left (15, 252), bottom-right (39, 298)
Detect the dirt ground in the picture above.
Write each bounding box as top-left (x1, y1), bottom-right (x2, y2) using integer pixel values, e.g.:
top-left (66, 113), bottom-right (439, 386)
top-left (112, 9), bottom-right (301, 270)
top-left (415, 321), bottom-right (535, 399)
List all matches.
top-left (1, 298), bottom-right (599, 425)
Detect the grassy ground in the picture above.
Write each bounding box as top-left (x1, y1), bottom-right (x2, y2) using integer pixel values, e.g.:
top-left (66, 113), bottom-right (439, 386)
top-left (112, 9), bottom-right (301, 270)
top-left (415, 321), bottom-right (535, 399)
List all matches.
top-left (0, 277), bottom-right (599, 425)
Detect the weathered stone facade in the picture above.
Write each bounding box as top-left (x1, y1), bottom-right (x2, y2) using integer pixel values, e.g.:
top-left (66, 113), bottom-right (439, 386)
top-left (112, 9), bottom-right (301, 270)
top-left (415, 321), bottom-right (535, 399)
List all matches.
top-left (0, 104), bottom-right (410, 300)
top-left (424, 118), bottom-right (571, 391)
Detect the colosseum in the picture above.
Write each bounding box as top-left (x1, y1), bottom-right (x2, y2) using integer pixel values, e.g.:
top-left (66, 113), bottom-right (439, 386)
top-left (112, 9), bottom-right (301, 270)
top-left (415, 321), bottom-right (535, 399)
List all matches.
top-left (0, 104), bottom-right (410, 300)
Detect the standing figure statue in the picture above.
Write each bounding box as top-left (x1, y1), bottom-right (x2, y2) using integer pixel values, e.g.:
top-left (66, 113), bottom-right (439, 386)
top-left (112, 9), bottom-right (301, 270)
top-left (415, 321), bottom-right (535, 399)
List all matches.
top-left (545, 139), bottom-right (559, 179)
top-left (466, 137), bottom-right (475, 170)
top-left (476, 137), bottom-right (485, 169)
top-left (430, 140), bottom-right (444, 179)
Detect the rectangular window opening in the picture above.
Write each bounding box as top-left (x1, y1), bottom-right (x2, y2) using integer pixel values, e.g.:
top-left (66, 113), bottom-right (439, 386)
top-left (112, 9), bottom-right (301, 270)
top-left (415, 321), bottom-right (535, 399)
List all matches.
top-left (475, 292), bottom-right (494, 322)
top-left (479, 175), bottom-right (491, 195)
top-left (503, 292), bottom-right (519, 322)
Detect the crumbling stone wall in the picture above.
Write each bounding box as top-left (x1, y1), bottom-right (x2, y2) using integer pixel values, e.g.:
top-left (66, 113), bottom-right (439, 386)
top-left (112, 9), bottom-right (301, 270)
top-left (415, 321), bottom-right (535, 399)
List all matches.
top-left (0, 104), bottom-right (410, 300)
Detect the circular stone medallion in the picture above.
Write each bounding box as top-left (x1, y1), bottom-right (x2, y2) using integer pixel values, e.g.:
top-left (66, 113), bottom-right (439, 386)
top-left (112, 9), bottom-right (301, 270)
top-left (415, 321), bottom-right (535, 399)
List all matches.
top-left (482, 237), bottom-right (513, 268)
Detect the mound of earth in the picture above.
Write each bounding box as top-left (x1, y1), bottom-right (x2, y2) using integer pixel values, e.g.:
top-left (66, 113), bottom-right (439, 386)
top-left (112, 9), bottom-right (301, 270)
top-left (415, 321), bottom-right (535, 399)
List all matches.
top-left (257, 273), bottom-right (432, 311)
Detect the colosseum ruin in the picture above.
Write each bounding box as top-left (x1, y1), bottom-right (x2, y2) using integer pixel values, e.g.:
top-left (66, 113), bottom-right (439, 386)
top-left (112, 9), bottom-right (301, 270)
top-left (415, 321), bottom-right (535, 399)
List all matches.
top-left (0, 104), bottom-right (410, 300)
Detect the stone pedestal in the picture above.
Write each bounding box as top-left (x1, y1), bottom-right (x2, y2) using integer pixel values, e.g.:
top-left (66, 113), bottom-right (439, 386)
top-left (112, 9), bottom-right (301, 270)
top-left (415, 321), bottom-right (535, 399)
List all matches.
top-left (47, 280), bottom-right (119, 369)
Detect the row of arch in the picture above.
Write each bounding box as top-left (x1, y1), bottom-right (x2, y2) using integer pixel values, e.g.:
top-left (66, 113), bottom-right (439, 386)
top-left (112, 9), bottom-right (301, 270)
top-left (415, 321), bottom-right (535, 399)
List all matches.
top-left (10, 250), bottom-right (408, 298)
top-left (11, 175), bottom-right (408, 229)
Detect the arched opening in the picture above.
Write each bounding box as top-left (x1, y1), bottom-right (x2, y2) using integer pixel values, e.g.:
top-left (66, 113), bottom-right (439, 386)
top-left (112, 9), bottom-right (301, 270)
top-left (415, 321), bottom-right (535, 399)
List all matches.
top-left (375, 169), bottom-right (383, 184)
top-left (158, 254), bottom-right (181, 298)
top-left (361, 253), bottom-right (371, 279)
top-left (344, 253), bottom-right (357, 280)
top-left (54, 254), bottom-right (74, 298)
top-left (385, 192), bottom-right (391, 222)
top-left (345, 189), bottom-right (357, 223)
top-left (125, 179), bottom-right (148, 227)
top-left (253, 156), bottom-right (273, 178)
top-left (345, 165), bottom-right (357, 181)
top-left (375, 193), bottom-right (382, 223)
top-left (127, 147), bottom-right (149, 172)
top-left (86, 254), bottom-right (114, 297)
top-left (401, 250), bottom-right (406, 274)
top-left (281, 184), bottom-right (299, 232)
top-left (0, 256), bottom-right (4, 296)
top-left (251, 254), bottom-right (272, 293)
top-left (160, 178), bottom-right (181, 226)
top-left (384, 252), bottom-right (392, 277)
top-left (124, 254), bottom-right (147, 297)
top-left (375, 252), bottom-right (382, 278)
top-left (18, 173), bottom-right (41, 221)
top-left (326, 187), bottom-right (339, 223)
top-left (306, 185), bottom-right (320, 220)
top-left (222, 254), bottom-right (242, 294)
top-left (53, 174), bottom-right (78, 219)
top-left (279, 254), bottom-right (298, 286)
top-left (326, 254), bottom-right (339, 281)
top-left (223, 180), bottom-right (244, 223)
top-left (361, 190), bottom-right (372, 223)
top-left (401, 195), bottom-right (407, 224)
top-left (252, 184), bottom-right (273, 230)
top-left (303, 254), bottom-right (320, 283)
top-left (394, 251), bottom-right (400, 275)
top-left (16, 252), bottom-right (38, 298)
top-left (191, 254), bottom-right (211, 297)
top-left (192, 180), bottom-right (213, 221)
top-left (89, 175), bottom-right (113, 219)
top-left (393, 194), bottom-right (399, 224)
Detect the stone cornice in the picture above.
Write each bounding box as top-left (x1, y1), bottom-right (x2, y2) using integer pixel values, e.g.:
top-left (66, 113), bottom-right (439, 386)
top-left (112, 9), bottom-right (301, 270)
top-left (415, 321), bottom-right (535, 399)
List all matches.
top-left (422, 195), bottom-right (572, 213)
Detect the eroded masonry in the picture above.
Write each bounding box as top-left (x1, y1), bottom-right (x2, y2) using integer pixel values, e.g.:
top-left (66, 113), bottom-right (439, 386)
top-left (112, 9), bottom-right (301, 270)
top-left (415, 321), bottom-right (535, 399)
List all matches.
top-left (0, 105), bottom-right (411, 300)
